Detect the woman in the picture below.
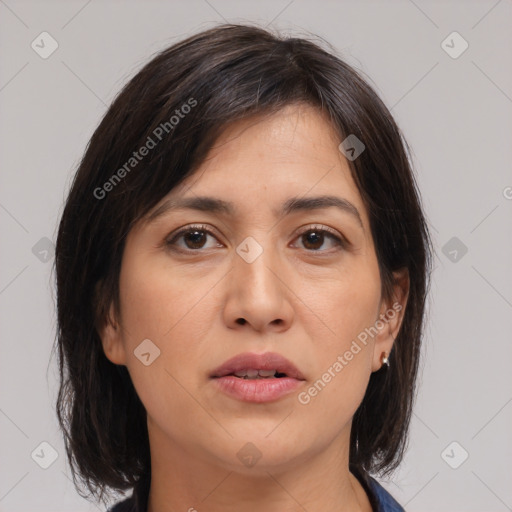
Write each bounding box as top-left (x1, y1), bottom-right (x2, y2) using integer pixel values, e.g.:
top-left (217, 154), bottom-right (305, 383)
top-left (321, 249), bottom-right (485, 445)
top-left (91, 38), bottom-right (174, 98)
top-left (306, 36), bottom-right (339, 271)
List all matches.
top-left (54, 23), bottom-right (432, 512)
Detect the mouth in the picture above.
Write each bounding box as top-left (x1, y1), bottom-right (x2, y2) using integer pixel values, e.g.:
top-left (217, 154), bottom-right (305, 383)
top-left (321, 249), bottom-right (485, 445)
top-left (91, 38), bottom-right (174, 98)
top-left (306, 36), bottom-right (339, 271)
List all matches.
top-left (229, 369), bottom-right (288, 379)
top-left (210, 351), bottom-right (305, 381)
top-left (210, 352), bottom-right (305, 403)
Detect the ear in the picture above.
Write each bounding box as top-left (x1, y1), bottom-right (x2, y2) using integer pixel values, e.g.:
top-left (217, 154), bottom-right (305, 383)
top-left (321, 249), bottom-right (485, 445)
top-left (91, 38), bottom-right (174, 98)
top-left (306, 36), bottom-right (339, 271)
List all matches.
top-left (371, 268), bottom-right (409, 372)
top-left (94, 282), bottom-right (127, 366)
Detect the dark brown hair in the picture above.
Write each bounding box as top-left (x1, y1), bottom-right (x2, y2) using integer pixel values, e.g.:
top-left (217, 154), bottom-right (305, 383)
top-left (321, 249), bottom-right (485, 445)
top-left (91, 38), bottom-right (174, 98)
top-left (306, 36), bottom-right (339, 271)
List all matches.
top-left (53, 23), bottom-right (433, 506)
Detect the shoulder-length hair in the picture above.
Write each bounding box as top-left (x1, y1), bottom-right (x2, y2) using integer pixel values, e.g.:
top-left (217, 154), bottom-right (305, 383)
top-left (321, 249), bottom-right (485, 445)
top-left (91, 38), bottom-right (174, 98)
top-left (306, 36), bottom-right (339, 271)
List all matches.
top-left (54, 23), bottom-right (432, 506)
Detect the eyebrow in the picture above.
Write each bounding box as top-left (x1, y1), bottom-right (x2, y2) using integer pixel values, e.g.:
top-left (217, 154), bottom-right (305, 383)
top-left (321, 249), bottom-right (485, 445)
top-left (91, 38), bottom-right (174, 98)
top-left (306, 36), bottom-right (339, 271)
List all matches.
top-left (147, 194), bottom-right (364, 229)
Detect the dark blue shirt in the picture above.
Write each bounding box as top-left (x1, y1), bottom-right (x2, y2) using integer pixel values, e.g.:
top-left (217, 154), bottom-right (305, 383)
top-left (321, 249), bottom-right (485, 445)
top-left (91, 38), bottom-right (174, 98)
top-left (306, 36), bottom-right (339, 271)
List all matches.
top-left (107, 470), bottom-right (404, 512)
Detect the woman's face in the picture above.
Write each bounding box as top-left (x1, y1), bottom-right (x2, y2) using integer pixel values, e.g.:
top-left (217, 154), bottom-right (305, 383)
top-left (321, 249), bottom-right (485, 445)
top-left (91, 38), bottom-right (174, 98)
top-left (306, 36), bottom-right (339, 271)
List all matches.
top-left (100, 103), bottom-right (407, 473)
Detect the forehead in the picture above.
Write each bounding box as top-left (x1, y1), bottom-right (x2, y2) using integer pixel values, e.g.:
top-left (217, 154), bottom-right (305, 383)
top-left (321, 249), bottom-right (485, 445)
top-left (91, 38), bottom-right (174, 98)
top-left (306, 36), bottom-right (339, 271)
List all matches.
top-left (166, 105), bottom-right (365, 212)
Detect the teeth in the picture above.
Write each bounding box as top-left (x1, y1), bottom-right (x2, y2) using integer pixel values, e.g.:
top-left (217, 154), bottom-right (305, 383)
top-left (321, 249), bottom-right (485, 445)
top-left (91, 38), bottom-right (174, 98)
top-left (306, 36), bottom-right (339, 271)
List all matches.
top-left (235, 369), bottom-right (259, 378)
top-left (258, 369), bottom-right (277, 377)
top-left (233, 369), bottom-right (277, 378)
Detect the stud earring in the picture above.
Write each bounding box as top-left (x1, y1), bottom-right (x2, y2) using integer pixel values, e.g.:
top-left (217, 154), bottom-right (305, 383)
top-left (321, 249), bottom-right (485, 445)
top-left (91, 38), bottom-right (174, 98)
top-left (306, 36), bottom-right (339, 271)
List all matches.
top-left (381, 352), bottom-right (390, 368)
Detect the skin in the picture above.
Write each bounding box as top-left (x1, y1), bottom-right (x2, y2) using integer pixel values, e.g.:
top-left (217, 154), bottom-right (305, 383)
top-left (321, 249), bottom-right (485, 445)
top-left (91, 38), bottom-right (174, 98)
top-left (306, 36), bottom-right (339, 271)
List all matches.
top-left (100, 103), bottom-right (409, 512)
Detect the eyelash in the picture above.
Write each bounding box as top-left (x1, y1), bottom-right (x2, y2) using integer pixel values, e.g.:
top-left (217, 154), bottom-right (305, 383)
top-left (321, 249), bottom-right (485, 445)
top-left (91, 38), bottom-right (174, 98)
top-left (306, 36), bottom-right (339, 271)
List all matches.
top-left (165, 224), bottom-right (347, 254)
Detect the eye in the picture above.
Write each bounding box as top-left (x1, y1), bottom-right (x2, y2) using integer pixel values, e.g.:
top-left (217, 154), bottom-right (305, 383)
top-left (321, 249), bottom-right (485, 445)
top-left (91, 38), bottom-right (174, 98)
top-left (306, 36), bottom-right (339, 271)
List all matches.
top-left (165, 224), bottom-right (223, 252)
top-left (292, 225), bottom-right (347, 252)
top-left (165, 224), bottom-right (347, 254)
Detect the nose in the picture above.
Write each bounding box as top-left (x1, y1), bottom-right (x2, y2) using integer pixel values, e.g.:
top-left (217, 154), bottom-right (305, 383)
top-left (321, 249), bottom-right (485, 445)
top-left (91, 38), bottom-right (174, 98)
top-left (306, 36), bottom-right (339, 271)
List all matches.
top-left (222, 239), bottom-right (294, 333)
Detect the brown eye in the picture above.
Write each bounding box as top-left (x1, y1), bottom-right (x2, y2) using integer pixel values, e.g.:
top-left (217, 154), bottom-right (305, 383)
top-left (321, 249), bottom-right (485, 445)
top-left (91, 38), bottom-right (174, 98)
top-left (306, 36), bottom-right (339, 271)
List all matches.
top-left (294, 226), bottom-right (346, 252)
top-left (182, 229), bottom-right (208, 249)
top-left (301, 230), bottom-right (324, 250)
top-left (166, 224), bottom-right (222, 252)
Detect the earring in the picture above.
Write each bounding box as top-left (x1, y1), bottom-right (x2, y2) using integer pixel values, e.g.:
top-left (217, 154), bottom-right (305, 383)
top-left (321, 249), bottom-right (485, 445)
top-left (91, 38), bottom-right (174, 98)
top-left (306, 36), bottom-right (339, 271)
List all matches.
top-left (381, 352), bottom-right (390, 368)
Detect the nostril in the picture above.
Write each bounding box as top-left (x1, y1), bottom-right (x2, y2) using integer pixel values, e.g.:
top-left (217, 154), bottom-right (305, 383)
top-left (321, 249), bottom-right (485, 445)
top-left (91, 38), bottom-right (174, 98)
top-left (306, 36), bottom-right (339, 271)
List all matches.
top-left (236, 318), bottom-right (246, 325)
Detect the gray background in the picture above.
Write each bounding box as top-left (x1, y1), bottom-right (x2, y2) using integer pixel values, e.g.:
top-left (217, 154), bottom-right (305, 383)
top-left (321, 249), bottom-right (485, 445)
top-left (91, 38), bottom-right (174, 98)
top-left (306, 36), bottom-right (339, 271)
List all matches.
top-left (1, 0), bottom-right (511, 510)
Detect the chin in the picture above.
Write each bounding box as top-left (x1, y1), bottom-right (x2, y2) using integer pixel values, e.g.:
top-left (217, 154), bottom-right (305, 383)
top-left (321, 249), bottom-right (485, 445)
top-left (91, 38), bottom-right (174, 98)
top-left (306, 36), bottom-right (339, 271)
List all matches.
top-left (215, 431), bottom-right (307, 474)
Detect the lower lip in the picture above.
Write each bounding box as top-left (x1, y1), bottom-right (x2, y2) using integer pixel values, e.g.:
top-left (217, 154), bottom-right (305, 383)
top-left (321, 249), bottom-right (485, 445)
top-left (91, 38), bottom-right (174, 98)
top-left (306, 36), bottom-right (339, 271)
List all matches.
top-left (212, 376), bottom-right (304, 403)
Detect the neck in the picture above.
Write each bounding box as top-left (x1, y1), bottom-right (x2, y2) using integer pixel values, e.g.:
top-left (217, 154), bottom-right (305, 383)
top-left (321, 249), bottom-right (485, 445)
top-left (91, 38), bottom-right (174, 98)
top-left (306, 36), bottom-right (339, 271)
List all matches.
top-left (145, 420), bottom-right (372, 512)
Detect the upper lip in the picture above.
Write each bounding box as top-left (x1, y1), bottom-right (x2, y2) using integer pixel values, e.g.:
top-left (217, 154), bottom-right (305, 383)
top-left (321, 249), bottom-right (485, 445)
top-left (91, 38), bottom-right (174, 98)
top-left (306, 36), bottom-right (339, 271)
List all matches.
top-left (210, 351), bottom-right (305, 380)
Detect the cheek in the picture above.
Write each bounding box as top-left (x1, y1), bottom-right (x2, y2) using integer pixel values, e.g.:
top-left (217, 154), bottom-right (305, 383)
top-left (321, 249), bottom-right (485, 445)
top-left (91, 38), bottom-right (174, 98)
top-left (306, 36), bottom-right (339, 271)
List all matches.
top-left (296, 260), bottom-right (380, 413)
top-left (309, 258), bottom-right (382, 352)
top-left (116, 253), bottom-right (218, 400)
top-left (118, 252), bottom-right (216, 344)
top-left (296, 348), bottom-right (371, 444)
